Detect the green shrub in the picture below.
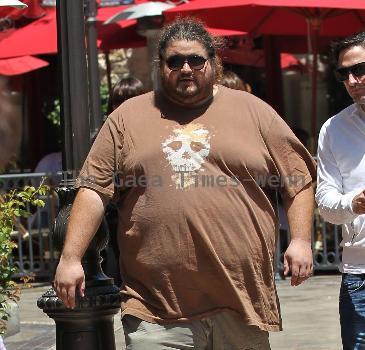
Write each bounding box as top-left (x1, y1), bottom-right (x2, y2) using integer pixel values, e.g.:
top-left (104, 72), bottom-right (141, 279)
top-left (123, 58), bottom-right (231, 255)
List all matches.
top-left (0, 181), bottom-right (49, 334)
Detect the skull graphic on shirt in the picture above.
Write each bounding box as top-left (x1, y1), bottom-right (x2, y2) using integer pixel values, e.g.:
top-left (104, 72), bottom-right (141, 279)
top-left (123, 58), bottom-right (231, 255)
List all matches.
top-left (162, 123), bottom-right (211, 189)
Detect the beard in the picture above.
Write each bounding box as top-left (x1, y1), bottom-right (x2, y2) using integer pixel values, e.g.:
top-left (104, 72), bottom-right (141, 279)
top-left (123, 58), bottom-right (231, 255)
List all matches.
top-left (175, 79), bottom-right (199, 98)
top-left (159, 71), bottom-right (215, 106)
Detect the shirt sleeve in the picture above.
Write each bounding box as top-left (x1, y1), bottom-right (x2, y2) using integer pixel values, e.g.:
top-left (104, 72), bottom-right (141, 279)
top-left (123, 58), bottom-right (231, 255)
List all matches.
top-left (264, 114), bottom-right (316, 199)
top-left (75, 111), bottom-right (124, 199)
top-left (315, 122), bottom-right (359, 225)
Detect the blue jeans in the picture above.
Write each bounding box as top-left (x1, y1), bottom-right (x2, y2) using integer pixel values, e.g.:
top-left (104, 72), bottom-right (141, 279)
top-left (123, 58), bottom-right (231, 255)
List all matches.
top-left (340, 273), bottom-right (365, 350)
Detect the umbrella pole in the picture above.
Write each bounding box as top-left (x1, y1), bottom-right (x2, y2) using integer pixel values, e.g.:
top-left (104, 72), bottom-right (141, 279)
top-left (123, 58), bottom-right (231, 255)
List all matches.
top-left (263, 35), bottom-right (284, 116)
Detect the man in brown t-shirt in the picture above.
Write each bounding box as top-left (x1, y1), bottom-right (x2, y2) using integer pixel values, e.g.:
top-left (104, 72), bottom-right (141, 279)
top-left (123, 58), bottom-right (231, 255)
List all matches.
top-left (54, 18), bottom-right (316, 350)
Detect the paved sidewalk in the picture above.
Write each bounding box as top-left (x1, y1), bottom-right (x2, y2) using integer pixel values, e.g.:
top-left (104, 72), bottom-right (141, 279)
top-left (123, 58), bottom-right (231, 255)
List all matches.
top-left (3, 275), bottom-right (342, 350)
top-left (270, 275), bottom-right (342, 350)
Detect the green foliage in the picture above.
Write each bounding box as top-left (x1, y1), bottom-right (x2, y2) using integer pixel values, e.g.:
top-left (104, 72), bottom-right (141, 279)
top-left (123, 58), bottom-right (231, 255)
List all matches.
top-left (100, 81), bottom-right (110, 117)
top-left (0, 180), bottom-right (49, 334)
top-left (44, 99), bottom-right (61, 126)
top-left (43, 81), bottom-right (110, 125)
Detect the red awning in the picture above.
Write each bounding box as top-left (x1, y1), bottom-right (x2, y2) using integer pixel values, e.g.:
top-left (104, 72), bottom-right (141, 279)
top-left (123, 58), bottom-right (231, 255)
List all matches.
top-left (0, 55), bottom-right (49, 75)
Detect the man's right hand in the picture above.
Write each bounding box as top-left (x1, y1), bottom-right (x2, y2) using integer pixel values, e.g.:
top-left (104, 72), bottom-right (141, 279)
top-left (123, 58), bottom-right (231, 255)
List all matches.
top-left (352, 190), bottom-right (365, 214)
top-left (53, 257), bottom-right (85, 309)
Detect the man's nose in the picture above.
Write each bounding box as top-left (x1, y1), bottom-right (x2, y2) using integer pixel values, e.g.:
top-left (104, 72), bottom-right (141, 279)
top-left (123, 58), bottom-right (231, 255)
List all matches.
top-left (181, 61), bottom-right (192, 73)
top-left (348, 72), bottom-right (360, 85)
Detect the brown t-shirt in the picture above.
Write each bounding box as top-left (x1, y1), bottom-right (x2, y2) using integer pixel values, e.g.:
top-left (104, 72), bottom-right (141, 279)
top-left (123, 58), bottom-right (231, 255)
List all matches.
top-left (76, 86), bottom-right (315, 332)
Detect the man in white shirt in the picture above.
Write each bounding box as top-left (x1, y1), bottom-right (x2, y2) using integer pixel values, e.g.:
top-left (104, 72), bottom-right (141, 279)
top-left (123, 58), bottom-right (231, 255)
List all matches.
top-left (316, 32), bottom-right (365, 350)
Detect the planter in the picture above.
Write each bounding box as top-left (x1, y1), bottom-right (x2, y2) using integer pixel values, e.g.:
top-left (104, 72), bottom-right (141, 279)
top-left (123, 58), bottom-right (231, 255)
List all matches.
top-left (2, 301), bottom-right (20, 338)
top-left (0, 336), bottom-right (5, 350)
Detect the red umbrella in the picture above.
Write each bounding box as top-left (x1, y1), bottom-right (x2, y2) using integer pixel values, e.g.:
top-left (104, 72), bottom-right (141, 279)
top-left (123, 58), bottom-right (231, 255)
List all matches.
top-left (0, 7), bottom-right (146, 59)
top-left (165, 0), bottom-right (365, 37)
top-left (0, 0), bottom-right (27, 8)
top-left (0, 55), bottom-right (49, 75)
top-left (0, 9), bottom-right (57, 57)
top-left (0, 0), bottom-right (45, 19)
top-left (97, 3), bottom-right (141, 24)
top-left (222, 47), bottom-right (301, 69)
top-left (165, 0), bottom-right (365, 146)
top-left (98, 21), bottom-right (146, 50)
top-left (207, 27), bottom-right (246, 37)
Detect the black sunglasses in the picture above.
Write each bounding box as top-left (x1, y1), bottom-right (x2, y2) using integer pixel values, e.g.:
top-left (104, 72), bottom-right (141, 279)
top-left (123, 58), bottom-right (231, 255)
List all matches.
top-left (335, 62), bottom-right (365, 82)
top-left (165, 54), bottom-right (207, 71)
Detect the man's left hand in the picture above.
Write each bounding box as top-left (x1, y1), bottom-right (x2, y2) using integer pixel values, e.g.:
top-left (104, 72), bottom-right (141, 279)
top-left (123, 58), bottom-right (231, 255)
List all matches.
top-left (283, 239), bottom-right (313, 286)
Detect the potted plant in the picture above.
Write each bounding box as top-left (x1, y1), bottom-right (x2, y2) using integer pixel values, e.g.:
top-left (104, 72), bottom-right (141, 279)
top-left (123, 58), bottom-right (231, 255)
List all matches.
top-left (0, 181), bottom-right (49, 342)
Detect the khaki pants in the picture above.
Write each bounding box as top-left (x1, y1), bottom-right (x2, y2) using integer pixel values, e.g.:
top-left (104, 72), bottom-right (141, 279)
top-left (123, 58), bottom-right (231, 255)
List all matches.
top-left (122, 311), bottom-right (271, 350)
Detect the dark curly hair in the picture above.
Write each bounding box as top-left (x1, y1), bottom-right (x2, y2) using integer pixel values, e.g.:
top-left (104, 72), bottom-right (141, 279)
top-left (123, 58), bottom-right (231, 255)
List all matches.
top-left (157, 17), bottom-right (224, 82)
top-left (331, 31), bottom-right (365, 65)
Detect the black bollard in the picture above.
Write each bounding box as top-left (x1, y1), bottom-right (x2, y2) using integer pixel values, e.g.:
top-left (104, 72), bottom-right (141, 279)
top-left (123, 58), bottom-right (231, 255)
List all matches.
top-left (37, 180), bottom-right (121, 350)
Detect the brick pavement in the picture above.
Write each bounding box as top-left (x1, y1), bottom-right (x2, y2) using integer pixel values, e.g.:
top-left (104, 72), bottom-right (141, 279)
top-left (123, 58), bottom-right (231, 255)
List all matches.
top-left (3, 275), bottom-right (342, 350)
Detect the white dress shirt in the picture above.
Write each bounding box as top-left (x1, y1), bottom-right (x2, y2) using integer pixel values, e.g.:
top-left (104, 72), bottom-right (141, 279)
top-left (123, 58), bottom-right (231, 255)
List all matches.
top-left (316, 103), bottom-right (365, 273)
